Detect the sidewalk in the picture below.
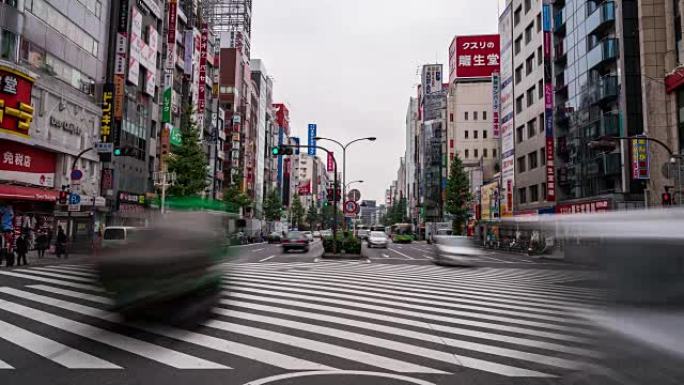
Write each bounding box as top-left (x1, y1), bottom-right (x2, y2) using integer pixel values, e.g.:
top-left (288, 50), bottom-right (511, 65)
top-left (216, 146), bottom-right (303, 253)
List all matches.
top-left (1, 250), bottom-right (94, 268)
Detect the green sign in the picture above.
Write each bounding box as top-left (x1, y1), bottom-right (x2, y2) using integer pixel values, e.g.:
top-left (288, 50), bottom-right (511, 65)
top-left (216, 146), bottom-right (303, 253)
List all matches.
top-left (162, 86), bottom-right (172, 123)
top-left (170, 125), bottom-right (182, 147)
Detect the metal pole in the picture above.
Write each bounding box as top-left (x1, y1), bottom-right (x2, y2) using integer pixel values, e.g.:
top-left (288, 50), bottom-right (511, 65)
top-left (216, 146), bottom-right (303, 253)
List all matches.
top-left (342, 147), bottom-right (347, 230)
top-left (161, 172), bottom-right (167, 215)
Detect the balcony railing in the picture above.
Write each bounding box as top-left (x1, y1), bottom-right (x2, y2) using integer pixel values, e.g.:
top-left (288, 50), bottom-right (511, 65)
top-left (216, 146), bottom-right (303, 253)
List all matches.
top-left (598, 75), bottom-right (619, 102)
top-left (586, 1), bottom-right (616, 36)
top-left (600, 113), bottom-right (620, 137)
top-left (587, 38), bottom-right (619, 70)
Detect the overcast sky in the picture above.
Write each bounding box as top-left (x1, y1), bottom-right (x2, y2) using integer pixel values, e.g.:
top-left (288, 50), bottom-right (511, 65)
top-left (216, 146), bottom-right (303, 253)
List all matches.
top-left (251, 0), bottom-right (500, 203)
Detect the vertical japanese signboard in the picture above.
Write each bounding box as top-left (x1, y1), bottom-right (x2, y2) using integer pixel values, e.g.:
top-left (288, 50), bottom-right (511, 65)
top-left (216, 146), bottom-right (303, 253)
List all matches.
top-left (421, 64), bottom-right (442, 95)
top-left (491, 72), bottom-right (500, 139)
top-left (100, 83), bottom-right (113, 142)
top-left (451, 35), bottom-right (500, 80)
top-left (542, 2), bottom-right (556, 202)
top-left (0, 67), bottom-right (35, 139)
top-left (499, 5), bottom-right (515, 217)
top-left (197, 24), bottom-right (208, 131)
top-left (327, 151), bottom-right (334, 172)
top-left (162, 0), bottom-right (176, 124)
top-left (114, 0), bottom-right (129, 123)
top-left (631, 136), bottom-right (650, 180)
top-left (307, 124), bottom-right (317, 155)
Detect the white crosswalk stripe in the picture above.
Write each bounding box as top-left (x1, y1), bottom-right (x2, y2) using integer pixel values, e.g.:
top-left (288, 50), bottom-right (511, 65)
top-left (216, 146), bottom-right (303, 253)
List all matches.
top-left (0, 262), bottom-right (606, 378)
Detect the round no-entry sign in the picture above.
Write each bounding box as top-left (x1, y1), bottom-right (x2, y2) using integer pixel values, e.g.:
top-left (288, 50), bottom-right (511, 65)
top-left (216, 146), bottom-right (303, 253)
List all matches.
top-left (70, 169), bottom-right (83, 181)
top-left (343, 200), bottom-right (359, 214)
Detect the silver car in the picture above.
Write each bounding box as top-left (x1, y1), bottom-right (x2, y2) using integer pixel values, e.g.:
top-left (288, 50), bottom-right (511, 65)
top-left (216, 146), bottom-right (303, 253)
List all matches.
top-left (432, 235), bottom-right (483, 266)
top-left (367, 231), bottom-right (389, 248)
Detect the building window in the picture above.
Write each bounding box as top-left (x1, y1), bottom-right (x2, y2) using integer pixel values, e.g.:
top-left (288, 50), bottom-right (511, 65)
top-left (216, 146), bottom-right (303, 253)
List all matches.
top-left (516, 125), bottom-right (524, 143)
top-left (474, 111), bottom-right (478, 120)
top-left (525, 0), bottom-right (532, 13)
top-left (526, 54), bottom-right (534, 75)
top-left (542, 183), bottom-right (547, 200)
top-left (515, 36), bottom-right (522, 55)
top-left (541, 147), bottom-right (546, 165)
top-left (493, 148), bottom-right (497, 158)
top-left (516, 95), bottom-right (524, 113)
top-left (483, 130), bottom-right (488, 139)
top-left (525, 22), bottom-right (534, 44)
top-left (0, 30), bottom-right (17, 61)
top-left (539, 113), bottom-right (545, 134)
top-left (676, 0), bottom-right (683, 63)
top-left (527, 119), bottom-right (535, 138)
top-left (530, 185), bottom-right (539, 202)
top-left (517, 156), bottom-right (526, 172)
top-left (536, 12), bottom-right (542, 32)
top-left (449, 139), bottom-right (454, 148)
top-left (483, 111), bottom-right (487, 120)
top-left (515, 65), bottom-right (523, 84)
top-left (465, 111), bottom-right (469, 120)
top-left (483, 148), bottom-right (488, 158)
top-left (528, 151), bottom-right (538, 169)
top-left (526, 87), bottom-right (535, 107)
top-left (450, 113), bottom-right (454, 122)
top-left (518, 187), bottom-right (527, 204)
top-left (474, 149), bottom-right (479, 158)
top-left (514, 5), bottom-right (522, 26)
top-left (474, 130), bottom-right (478, 139)
top-left (538, 79), bottom-right (544, 99)
top-left (537, 46), bottom-right (543, 65)
top-left (465, 149), bottom-right (469, 158)
top-left (465, 130), bottom-right (469, 139)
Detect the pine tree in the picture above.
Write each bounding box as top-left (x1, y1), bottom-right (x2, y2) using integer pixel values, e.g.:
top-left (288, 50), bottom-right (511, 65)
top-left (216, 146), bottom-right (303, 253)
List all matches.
top-left (444, 154), bottom-right (473, 235)
top-left (167, 107), bottom-right (208, 197)
top-left (290, 194), bottom-right (306, 229)
top-left (263, 189), bottom-right (283, 222)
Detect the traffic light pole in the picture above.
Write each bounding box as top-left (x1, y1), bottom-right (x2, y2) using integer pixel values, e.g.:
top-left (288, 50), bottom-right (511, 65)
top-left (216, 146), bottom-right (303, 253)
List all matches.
top-left (275, 143), bottom-right (339, 253)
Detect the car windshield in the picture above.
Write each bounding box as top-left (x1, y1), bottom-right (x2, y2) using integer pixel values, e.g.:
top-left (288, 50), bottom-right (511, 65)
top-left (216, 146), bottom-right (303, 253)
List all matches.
top-left (287, 232), bottom-right (304, 239)
top-left (103, 228), bottom-right (125, 240)
top-left (370, 231), bottom-right (386, 238)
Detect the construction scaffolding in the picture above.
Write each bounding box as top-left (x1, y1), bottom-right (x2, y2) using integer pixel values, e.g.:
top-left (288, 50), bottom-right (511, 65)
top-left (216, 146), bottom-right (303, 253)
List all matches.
top-left (200, 0), bottom-right (252, 55)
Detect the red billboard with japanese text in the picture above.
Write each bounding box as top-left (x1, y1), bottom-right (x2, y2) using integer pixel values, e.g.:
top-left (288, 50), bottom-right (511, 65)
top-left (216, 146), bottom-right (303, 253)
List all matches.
top-left (1, 140), bottom-right (55, 187)
top-left (449, 35), bottom-right (500, 80)
top-left (0, 66), bottom-right (35, 138)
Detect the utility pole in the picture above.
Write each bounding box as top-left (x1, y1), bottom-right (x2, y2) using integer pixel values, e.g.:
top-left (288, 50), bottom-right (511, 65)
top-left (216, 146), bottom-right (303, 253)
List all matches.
top-left (154, 171), bottom-right (177, 215)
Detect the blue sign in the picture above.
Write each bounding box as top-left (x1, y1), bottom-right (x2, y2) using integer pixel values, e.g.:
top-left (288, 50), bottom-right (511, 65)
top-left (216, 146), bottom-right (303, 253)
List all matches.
top-left (68, 193), bottom-right (81, 205)
top-left (542, 4), bottom-right (551, 32)
top-left (70, 169), bottom-right (83, 181)
top-left (292, 137), bottom-right (300, 155)
top-left (307, 124), bottom-right (317, 155)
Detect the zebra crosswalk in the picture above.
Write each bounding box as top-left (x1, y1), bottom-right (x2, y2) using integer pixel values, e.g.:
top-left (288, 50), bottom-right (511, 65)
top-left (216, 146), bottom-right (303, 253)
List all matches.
top-left (0, 261), bottom-right (607, 380)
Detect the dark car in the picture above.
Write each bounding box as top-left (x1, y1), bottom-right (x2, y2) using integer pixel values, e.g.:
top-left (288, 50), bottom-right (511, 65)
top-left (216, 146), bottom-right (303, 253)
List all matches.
top-left (282, 231), bottom-right (310, 253)
top-left (267, 232), bottom-right (282, 243)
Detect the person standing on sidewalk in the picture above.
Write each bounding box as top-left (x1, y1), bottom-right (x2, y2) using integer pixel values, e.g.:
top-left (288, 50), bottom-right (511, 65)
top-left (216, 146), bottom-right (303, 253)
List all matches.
top-left (15, 234), bottom-right (28, 266)
top-left (35, 230), bottom-right (48, 258)
top-left (56, 226), bottom-right (68, 259)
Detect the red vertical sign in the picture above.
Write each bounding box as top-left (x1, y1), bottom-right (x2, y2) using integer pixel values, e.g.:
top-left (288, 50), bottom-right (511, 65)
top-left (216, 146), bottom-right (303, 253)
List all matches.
top-left (327, 151), bottom-right (334, 172)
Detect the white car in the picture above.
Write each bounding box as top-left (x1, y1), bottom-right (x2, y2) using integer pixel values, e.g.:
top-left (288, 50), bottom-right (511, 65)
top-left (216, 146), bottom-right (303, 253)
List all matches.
top-left (303, 231), bottom-right (314, 243)
top-left (432, 236), bottom-right (483, 266)
top-left (313, 231), bottom-right (321, 238)
top-left (367, 231), bottom-right (389, 248)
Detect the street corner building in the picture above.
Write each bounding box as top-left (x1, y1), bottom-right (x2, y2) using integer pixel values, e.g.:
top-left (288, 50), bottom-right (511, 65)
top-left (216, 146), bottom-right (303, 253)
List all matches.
top-left (0, 0), bottom-right (108, 253)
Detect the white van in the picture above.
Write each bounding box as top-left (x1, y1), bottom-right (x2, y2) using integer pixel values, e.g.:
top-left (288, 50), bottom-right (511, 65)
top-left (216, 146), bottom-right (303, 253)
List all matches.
top-left (102, 226), bottom-right (147, 248)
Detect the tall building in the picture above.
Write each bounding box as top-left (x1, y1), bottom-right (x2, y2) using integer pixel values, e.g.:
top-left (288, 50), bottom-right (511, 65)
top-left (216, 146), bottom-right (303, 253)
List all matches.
top-left (552, 0), bottom-right (646, 212)
top-left (359, 200), bottom-right (377, 226)
top-left (0, 0), bottom-right (110, 242)
top-left (250, 59), bottom-right (272, 217)
top-left (404, 97), bottom-right (419, 223)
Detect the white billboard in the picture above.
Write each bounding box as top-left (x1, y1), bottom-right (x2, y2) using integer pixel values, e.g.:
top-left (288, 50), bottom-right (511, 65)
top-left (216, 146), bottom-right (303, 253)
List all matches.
top-left (499, 3), bottom-right (515, 217)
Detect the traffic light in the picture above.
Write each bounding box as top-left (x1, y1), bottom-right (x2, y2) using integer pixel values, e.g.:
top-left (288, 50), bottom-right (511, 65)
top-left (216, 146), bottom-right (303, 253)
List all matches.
top-left (662, 192), bottom-right (673, 206)
top-left (113, 146), bottom-right (136, 157)
top-left (326, 187), bottom-right (341, 202)
top-left (271, 145), bottom-right (294, 156)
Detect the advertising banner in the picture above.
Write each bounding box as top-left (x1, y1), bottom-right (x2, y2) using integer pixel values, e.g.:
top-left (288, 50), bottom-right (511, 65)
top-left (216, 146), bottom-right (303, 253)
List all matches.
top-left (101, 168), bottom-right (114, 194)
top-left (327, 151), bottom-right (334, 172)
top-left (1, 140), bottom-right (55, 187)
top-left (162, 70), bottom-right (172, 123)
top-left (127, 6), bottom-right (143, 85)
top-left (100, 83), bottom-right (113, 142)
top-left (480, 181), bottom-right (500, 221)
top-left (197, 24), bottom-right (208, 131)
top-left (556, 199), bottom-right (610, 214)
top-left (114, 75), bottom-right (125, 120)
top-left (170, 124), bottom-right (182, 147)
top-left (165, 0), bottom-right (177, 70)
top-left (421, 64), bottom-right (443, 95)
top-left (499, 4), bottom-right (515, 217)
top-left (631, 136), bottom-right (650, 180)
top-left (307, 123), bottom-right (317, 155)
top-left (298, 180), bottom-right (312, 196)
top-left (542, 1), bottom-right (555, 202)
top-left (451, 34), bottom-right (500, 79)
top-left (0, 66), bottom-right (35, 138)
top-left (492, 72), bottom-right (500, 139)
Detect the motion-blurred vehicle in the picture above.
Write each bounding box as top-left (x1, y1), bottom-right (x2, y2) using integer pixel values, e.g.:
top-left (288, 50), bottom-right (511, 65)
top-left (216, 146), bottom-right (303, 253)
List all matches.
top-left (101, 226), bottom-right (148, 249)
top-left (428, 227), bottom-right (453, 244)
top-left (97, 199), bottom-right (233, 322)
top-left (266, 232), bottom-right (282, 244)
top-left (282, 231), bottom-right (310, 253)
top-left (230, 231), bottom-right (248, 245)
top-left (303, 231), bottom-right (314, 243)
top-left (313, 230), bottom-right (321, 238)
top-left (367, 231), bottom-right (389, 248)
top-left (390, 223), bottom-right (414, 243)
top-left (320, 229), bottom-right (333, 238)
top-left (357, 225), bottom-right (371, 240)
top-left (432, 235), bottom-right (483, 266)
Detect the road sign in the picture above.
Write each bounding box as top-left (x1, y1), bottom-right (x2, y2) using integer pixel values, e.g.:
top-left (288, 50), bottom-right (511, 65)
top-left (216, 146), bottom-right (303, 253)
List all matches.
top-left (95, 142), bottom-right (114, 153)
top-left (344, 200), bottom-right (359, 215)
top-left (347, 189), bottom-right (361, 202)
top-left (307, 124), bottom-right (317, 155)
top-left (344, 212), bottom-right (357, 218)
top-left (68, 193), bottom-right (81, 205)
top-left (70, 169), bottom-right (83, 181)
top-left (68, 204), bottom-right (81, 212)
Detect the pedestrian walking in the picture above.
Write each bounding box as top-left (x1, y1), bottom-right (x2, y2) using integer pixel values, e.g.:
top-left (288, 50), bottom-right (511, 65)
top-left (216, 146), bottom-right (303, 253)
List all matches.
top-left (3, 232), bottom-right (15, 267)
top-left (15, 234), bottom-right (28, 266)
top-left (56, 226), bottom-right (68, 259)
top-left (47, 227), bottom-right (53, 251)
top-left (35, 230), bottom-right (48, 258)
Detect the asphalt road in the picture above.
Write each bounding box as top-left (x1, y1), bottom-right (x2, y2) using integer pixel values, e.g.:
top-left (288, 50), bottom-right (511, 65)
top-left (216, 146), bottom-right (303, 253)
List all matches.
top-left (0, 240), bottom-right (682, 385)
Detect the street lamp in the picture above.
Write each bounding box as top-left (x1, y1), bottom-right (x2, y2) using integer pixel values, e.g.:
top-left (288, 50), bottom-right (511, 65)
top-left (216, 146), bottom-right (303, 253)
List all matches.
top-left (345, 180), bottom-right (364, 191)
top-left (314, 136), bottom-right (376, 201)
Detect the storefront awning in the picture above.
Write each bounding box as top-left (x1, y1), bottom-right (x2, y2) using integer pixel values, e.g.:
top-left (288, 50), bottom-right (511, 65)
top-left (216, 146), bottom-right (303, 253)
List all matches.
top-left (0, 184), bottom-right (58, 202)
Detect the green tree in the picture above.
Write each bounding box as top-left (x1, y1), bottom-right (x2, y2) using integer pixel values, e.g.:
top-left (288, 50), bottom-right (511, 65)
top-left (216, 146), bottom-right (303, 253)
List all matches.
top-left (224, 173), bottom-right (252, 212)
top-left (167, 107), bottom-right (208, 197)
top-left (290, 194), bottom-right (306, 228)
top-left (306, 205), bottom-right (319, 230)
top-left (320, 203), bottom-right (343, 229)
top-left (444, 154), bottom-right (472, 234)
top-left (263, 189), bottom-right (283, 222)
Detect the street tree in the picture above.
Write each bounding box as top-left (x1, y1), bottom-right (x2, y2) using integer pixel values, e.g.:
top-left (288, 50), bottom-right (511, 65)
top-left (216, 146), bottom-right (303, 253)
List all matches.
top-left (306, 205), bottom-right (319, 230)
top-left (224, 173), bottom-right (252, 213)
top-left (167, 106), bottom-right (208, 197)
top-left (290, 194), bottom-right (306, 229)
top-left (263, 189), bottom-right (283, 222)
top-left (444, 154), bottom-right (472, 234)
